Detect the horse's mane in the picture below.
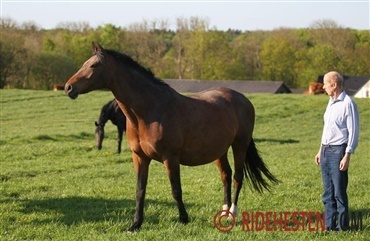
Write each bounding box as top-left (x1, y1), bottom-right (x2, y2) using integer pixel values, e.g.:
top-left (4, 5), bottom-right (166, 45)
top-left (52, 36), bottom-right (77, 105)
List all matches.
top-left (104, 49), bottom-right (168, 86)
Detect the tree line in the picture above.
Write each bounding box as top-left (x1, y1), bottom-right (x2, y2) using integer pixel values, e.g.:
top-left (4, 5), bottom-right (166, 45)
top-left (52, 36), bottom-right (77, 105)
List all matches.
top-left (1, 17), bottom-right (369, 90)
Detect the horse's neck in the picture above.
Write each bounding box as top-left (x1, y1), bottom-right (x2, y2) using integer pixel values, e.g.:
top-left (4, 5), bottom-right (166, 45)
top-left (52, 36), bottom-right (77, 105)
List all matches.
top-left (97, 115), bottom-right (108, 126)
top-left (98, 107), bottom-right (111, 125)
top-left (109, 71), bottom-right (176, 124)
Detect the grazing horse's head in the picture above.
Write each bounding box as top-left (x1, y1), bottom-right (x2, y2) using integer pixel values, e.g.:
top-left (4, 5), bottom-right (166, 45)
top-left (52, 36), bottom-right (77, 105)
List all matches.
top-left (65, 42), bottom-right (108, 99)
top-left (95, 121), bottom-right (105, 150)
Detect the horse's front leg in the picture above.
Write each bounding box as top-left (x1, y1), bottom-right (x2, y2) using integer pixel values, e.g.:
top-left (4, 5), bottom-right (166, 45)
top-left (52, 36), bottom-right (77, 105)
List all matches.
top-left (163, 157), bottom-right (189, 224)
top-left (117, 127), bottom-right (123, 154)
top-left (128, 153), bottom-right (151, 232)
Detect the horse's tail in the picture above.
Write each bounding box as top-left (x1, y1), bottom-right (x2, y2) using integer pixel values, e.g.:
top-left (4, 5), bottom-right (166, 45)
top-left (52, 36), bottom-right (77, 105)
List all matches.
top-left (244, 138), bottom-right (280, 193)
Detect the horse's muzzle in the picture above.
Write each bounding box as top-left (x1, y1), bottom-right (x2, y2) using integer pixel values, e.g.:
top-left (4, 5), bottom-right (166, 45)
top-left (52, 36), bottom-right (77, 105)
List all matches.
top-left (65, 84), bottom-right (78, 99)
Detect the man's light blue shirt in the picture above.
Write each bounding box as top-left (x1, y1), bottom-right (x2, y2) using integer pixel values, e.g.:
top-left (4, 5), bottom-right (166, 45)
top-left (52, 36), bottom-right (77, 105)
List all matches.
top-left (321, 91), bottom-right (360, 153)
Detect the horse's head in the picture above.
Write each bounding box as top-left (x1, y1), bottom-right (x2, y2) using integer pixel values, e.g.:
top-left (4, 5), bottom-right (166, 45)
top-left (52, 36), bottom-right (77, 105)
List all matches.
top-left (65, 42), bottom-right (109, 99)
top-left (95, 121), bottom-right (105, 150)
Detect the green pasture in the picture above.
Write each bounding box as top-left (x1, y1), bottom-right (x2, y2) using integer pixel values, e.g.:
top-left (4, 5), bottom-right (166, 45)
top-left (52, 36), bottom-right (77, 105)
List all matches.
top-left (0, 89), bottom-right (369, 240)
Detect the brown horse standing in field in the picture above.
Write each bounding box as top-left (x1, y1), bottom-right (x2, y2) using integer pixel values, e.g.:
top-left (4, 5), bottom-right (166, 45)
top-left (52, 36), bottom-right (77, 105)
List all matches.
top-left (65, 43), bottom-right (279, 231)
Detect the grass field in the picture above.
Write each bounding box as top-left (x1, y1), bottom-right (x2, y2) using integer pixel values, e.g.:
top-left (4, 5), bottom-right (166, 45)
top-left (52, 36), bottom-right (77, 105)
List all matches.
top-left (1, 89), bottom-right (369, 240)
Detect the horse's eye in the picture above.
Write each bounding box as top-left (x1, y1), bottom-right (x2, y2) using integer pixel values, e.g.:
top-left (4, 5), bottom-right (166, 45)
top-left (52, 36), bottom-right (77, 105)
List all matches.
top-left (91, 63), bottom-right (99, 69)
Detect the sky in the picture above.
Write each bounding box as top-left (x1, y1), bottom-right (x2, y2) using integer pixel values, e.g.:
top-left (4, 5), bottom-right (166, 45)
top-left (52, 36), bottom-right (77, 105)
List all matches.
top-left (1, 0), bottom-right (369, 31)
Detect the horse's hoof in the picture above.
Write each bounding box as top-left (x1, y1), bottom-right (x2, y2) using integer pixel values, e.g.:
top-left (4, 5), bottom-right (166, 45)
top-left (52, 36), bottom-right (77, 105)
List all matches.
top-left (128, 222), bottom-right (141, 232)
top-left (179, 214), bottom-right (189, 224)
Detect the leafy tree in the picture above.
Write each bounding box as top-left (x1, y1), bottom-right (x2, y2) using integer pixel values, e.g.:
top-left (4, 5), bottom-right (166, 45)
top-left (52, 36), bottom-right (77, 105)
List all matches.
top-left (1, 17), bottom-right (369, 90)
top-left (180, 17), bottom-right (211, 79)
top-left (172, 17), bottom-right (190, 79)
top-left (231, 31), bottom-right (267, 80)
top-left (29, 51), bottom-right (76, 89)
top-left (55, 21), bottom-right (92, 32)
top-left (260, 32), bottom-right (297, 86)
top-left (0, 18), bottom-right (28, 88)
top-left (200, 30), bottom-right (237, 80)
top-left (299, 44), bottom-right (341, 84)
top-left (342, 30), bottom-right (370, 75)
top-left (97, 24), bottom-right (125, 50)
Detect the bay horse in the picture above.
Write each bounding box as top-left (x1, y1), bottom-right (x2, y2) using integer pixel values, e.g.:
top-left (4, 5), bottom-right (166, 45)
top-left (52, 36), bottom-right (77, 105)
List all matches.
top-left (304, 82), bottom-right (325, 95)
top-left (95, 99), bottom-right (126, 153)
top-left (65, 43), bottom-right (279, 231)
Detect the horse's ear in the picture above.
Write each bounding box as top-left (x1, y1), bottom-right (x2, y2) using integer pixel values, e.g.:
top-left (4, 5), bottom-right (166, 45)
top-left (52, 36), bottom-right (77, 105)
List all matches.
top-left (95, 121), bottom-right (98, 126)
top-left (92, 42), bottom-right (105, 61)
top-left (92, 42), bottom-right (104, 54)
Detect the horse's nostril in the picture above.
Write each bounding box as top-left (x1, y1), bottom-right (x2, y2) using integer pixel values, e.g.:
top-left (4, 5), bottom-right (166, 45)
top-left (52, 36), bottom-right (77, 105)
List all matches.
top-left (65, 84), bottom-right (72, 93)
top-left (65, 84), bottom-right (79, 99)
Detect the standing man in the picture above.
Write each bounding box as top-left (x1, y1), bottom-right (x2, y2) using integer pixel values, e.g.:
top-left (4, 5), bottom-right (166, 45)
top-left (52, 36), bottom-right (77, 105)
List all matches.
top-left (315, 71), bottom-right (360, 231)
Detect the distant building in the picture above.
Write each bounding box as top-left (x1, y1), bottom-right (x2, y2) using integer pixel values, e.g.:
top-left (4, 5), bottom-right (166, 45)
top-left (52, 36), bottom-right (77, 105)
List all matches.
top-left (354, 79), bottom-right (370, 98)
top-left (164, 79), bottom-right (292, 94)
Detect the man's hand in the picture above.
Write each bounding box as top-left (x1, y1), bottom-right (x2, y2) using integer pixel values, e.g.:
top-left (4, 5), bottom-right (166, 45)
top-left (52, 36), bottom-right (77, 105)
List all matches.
top-left (315, 152), bottom-right (321, 165)
top-left (339, 153), bottom-right (350, 171)
top-left (315, 147), bottom-right (322, 166)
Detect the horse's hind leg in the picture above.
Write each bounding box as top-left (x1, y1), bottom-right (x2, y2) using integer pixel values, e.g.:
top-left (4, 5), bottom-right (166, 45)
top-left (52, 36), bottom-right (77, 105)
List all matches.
top-left (229, 142), bottom-right (249, 217)
top-left (215, 153), bottom-right (232, 212)
top-left (163, 157), bottom-right (189, 224)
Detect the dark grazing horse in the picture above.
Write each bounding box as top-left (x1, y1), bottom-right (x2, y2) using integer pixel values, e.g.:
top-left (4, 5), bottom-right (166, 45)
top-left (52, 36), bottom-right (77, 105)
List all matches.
top-left (65, 43), bottom-right (279, 231)
top-left (95, 99), bottom-right (126, 153)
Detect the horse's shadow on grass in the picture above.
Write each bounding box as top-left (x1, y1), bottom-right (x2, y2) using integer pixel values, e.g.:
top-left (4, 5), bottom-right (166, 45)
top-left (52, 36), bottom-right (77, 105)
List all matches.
top-left (255, 138), bottom-right (300, 144)
top-left (19, 196), bottom-right (186, 226)
top-left (33, 132), bottom-right (94, 142)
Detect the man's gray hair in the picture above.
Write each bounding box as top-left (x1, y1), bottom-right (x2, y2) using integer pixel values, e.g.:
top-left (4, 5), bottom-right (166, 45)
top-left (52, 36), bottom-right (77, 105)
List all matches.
top-left (325, 71), bottom-right (343, 87)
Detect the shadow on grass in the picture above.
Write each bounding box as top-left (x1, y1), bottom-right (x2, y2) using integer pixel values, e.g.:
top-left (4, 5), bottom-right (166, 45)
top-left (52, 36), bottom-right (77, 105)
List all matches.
top-left (18, 196), bottom-right (131, 225)
top-left (17, 196), bottom-right (193, 226)
top-left (33, 132), bottom-right (93, 142)
top-left (255, 138), bottom-right (300, 144)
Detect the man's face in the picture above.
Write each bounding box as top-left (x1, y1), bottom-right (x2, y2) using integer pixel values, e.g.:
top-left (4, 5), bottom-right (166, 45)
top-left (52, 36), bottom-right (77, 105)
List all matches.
top-left (323, 77), bottom-right (336, 96)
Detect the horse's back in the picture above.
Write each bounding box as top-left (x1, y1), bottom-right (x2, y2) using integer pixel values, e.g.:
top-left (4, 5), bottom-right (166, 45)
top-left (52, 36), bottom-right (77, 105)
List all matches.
top-left (191, 87), bottom-right (252, 106)
top-left (171, 87), bottom-right (255, 165)
top-left (189, 87), bottom-right (254, 124)
top-left (199, 87), bottom-right (255, 133)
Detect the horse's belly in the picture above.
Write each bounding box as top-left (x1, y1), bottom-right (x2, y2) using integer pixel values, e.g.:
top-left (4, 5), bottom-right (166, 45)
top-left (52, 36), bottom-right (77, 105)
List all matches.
top-left (178, 142), bottom-right (231, 166)
top-left (179, 155), bottom-right (216, 166)
top-left (178, 122), bottom-right (235, 166)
